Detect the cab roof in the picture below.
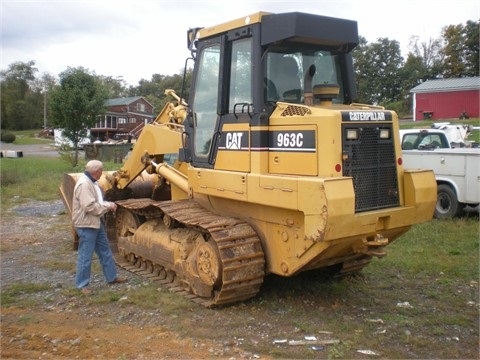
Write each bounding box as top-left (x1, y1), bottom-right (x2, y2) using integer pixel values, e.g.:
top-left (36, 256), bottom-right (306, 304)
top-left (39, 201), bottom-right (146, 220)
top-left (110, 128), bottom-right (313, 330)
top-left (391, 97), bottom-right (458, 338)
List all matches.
top-left (197, 11), bottom-right (358, 52)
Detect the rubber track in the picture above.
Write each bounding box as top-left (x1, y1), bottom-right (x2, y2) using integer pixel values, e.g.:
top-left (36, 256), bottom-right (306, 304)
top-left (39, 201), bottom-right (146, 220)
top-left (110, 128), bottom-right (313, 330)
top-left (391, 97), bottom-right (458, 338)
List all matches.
top-left (114, 199), bottom-right (265, 307)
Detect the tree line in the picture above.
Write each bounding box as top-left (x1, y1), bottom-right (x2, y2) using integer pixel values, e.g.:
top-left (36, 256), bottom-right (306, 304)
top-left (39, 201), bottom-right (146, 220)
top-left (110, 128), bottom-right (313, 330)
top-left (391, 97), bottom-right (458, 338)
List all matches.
top-left (1, 19), bottom-right (478, 131)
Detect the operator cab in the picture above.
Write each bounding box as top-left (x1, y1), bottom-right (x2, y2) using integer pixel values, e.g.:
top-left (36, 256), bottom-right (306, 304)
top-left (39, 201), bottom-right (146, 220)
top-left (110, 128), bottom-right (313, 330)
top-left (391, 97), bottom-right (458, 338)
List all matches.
top-left (181, 12), bottom-right (359, 168)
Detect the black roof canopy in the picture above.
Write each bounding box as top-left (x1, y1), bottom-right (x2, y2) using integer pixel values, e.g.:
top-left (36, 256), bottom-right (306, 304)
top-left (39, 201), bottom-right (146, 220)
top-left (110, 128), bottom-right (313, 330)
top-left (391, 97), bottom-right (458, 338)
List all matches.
top-left (261, 12), bottom-right (358, 52)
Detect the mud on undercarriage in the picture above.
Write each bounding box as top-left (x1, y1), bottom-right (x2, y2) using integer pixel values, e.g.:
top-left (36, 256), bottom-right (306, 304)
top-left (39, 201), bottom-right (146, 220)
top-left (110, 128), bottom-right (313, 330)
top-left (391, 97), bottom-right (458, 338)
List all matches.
top-left (113, 198), bottom-right (265, 307)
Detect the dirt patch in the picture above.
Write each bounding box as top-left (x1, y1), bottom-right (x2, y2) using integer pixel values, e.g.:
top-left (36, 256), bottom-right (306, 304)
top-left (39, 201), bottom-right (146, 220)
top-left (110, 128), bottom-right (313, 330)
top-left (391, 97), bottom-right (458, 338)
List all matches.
top-left (2, 307), bottom-right (220, 359)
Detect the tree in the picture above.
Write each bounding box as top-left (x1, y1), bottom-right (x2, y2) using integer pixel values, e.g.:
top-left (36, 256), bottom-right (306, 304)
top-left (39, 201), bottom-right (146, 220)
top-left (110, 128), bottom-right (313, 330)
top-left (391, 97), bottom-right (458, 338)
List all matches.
top-left (49, 67), bottom-right (108, 166)
top-left (407, 35), bottom-right (444, 79)
top-left (352, 37), bottom-right (403, 105)
top-left (398, 54), bottom-right (425, 114)
top-left (351, 36), bottom-right (370, 104)
top-left (130, 70), bottom-right (192, 116)
top-left (441, 24), bottom-right (466, 77)
top-left (0, 60), bottom-right (39, 130)
top-left (441, 20), bottom-right (479, 78)
top-left (98, 75), bottom-right (129, 98)
top-left (33, 73), bottom-right (58, 129)
top-left (463, 20), bottom-right (479, 77)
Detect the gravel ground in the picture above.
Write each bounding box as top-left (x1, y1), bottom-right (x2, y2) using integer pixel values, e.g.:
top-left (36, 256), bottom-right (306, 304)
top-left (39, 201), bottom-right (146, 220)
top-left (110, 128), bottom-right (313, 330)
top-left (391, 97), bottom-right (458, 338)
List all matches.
top-left (1, 200), bottom-right (70, 284)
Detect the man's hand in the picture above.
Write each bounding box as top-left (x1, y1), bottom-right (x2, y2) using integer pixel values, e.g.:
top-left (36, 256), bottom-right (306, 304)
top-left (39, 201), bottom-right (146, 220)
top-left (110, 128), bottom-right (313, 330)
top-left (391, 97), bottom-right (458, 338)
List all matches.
top-left (108, 202), bottom-right (117, 212)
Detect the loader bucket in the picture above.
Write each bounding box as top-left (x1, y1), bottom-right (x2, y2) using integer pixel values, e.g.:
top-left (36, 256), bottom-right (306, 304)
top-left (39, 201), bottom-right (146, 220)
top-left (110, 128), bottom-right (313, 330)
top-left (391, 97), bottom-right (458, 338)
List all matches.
top-left (59, 172), bottom-right (82, 217)
top-left (59, 172), bottom-right (83, 250)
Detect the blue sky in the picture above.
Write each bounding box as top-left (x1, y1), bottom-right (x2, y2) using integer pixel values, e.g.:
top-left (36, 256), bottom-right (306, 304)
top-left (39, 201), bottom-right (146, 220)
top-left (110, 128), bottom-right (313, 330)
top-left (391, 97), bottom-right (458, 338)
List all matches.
top-left (1, 0), bottom-right (478, 85)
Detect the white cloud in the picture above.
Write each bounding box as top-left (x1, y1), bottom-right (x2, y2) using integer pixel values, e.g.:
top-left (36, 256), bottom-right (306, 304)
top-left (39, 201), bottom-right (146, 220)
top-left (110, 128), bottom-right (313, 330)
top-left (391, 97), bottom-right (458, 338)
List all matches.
top-left (1, 0), bottom-right (478, 85)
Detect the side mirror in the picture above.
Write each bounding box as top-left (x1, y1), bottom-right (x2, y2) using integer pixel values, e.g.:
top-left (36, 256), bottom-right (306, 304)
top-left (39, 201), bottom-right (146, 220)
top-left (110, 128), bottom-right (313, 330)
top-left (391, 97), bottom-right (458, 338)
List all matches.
top-left (187, 27), bottom-right (202, 54)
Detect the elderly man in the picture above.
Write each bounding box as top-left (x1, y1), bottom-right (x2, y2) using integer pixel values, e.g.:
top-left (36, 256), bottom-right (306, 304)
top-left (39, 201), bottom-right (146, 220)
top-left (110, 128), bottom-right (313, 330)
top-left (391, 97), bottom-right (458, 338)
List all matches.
top-left (72, 160), bottom-right (126, 294)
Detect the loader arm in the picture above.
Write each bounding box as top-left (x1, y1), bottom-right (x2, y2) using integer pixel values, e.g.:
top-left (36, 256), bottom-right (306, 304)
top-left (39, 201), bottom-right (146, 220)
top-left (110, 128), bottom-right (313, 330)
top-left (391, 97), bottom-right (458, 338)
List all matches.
top-left (114, 121), bottom-right (184, 189)
top-left (113, 89), bottom-right (187, 190)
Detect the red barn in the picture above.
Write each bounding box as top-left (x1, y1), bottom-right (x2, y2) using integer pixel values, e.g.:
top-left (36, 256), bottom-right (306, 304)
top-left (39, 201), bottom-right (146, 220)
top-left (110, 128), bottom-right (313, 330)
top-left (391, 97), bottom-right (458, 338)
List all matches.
top-left (410, 77), bottom-right (480, 121)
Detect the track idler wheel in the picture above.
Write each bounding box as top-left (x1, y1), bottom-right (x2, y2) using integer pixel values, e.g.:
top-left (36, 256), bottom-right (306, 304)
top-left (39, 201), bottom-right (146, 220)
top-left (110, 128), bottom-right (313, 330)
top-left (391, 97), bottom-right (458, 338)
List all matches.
top-left (196, 241), bottom-right (222, 287)
top-left (116, 207), bottom-right (143, 237)
top-left (182, 239), bottom-right (222, 299)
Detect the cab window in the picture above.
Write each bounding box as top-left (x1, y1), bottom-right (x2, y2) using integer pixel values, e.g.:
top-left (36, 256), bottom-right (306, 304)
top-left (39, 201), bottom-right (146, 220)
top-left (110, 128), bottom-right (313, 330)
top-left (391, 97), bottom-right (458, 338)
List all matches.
top-left (191, 44), bottom-right (220, 156)
top-left (229, 38), bottom-right (252, 111)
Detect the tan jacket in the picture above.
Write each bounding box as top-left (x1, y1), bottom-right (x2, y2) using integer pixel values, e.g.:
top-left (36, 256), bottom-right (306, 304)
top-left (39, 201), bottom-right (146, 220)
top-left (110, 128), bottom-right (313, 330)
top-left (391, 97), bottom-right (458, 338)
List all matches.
top-left (72, 173), bottom-right (110, 229)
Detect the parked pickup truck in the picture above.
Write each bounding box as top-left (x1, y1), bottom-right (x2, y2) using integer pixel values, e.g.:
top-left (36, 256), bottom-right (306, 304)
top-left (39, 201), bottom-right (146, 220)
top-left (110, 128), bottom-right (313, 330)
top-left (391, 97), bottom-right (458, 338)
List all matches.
top-left (400, 123), bottom-right (476, 150)
top-left (402, 148), bottom-right (480, 218)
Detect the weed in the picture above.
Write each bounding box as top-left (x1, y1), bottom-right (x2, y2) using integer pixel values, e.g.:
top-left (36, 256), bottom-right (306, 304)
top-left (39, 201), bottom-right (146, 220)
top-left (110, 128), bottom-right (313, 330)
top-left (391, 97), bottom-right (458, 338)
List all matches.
top-left (91, 290), bottom-right (123, 304)
top-left (1, 282), bottom-right (51, 307)
top-left (18, 314), bottom-right (34, 324)
top-left (43, 259), bottom-right (76, 273)
top-left (328, 341), bottom-right (351, 359)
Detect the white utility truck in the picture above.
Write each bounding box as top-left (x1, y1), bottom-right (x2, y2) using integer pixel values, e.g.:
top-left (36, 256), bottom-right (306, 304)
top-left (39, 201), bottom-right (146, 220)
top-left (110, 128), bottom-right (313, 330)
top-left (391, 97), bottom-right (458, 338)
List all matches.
top-left (402, 148), bottom-right (480, 218)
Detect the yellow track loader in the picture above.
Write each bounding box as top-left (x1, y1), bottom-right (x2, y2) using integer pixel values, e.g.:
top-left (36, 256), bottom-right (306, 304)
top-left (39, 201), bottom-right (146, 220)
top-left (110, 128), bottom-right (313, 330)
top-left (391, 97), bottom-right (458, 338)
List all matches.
top-left (61, 12), bottom-right (436, 307)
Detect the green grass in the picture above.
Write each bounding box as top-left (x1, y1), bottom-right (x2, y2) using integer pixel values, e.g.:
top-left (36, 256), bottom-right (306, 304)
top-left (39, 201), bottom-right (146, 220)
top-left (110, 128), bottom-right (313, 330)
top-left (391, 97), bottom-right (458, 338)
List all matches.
top-left (381, 218), bottom-right (479, 278)
top-left (0, 157), bottom-right (74, 210)
top-left (5, 129), bottom-right (53, 145)
top-left (0, 156), bottom-right (121, 211)
top-left (14, 135), bottom-right (53, 145)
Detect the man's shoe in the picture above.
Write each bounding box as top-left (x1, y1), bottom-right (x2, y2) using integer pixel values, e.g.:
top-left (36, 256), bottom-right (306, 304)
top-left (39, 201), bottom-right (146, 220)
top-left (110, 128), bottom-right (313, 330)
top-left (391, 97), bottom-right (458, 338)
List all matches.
top-left (80, 287), bottom-right (92, 295)
top-left (109, 277), bottom-right (127, 284)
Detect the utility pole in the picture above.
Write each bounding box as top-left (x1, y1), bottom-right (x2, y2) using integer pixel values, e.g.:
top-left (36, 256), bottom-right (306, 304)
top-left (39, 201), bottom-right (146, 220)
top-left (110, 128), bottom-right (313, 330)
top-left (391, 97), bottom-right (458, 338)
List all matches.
top-left (44, 90), bottom-right (47, 129)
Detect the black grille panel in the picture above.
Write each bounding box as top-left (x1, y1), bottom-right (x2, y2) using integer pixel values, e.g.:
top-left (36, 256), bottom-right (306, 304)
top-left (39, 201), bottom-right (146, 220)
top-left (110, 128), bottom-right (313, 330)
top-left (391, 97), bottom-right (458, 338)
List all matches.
top-left (342, 124), bottom-right (399, 212)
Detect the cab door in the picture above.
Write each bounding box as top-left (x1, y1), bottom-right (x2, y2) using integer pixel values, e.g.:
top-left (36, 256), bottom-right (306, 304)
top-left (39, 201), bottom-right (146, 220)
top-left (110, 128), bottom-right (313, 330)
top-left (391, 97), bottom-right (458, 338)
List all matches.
top-left (184, 37), bottom-right (223, 169)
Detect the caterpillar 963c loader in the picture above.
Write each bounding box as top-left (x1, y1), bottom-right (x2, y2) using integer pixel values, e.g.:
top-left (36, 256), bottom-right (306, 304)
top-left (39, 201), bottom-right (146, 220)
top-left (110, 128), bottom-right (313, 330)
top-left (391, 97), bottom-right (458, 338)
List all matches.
top-left (60, 12), bottom-right (437, 307)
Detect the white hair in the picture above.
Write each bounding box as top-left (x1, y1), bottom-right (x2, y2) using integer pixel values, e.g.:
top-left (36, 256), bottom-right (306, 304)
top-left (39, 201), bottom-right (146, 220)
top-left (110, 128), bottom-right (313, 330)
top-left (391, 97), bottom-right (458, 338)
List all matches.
top-left (85, 160), bottom-right (103, 173)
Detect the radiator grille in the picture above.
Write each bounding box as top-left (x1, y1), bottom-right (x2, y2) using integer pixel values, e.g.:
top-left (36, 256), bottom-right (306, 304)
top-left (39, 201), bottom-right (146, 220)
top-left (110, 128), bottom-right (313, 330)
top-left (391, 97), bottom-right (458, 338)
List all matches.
top-left (342, 124), bottom-right (400, 212)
